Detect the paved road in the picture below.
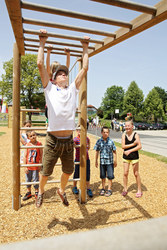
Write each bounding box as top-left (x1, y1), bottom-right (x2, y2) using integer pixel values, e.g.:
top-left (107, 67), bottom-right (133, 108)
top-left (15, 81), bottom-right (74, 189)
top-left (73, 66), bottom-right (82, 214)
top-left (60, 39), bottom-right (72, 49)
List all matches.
top-left (88, 127), bottom-right (167, 157)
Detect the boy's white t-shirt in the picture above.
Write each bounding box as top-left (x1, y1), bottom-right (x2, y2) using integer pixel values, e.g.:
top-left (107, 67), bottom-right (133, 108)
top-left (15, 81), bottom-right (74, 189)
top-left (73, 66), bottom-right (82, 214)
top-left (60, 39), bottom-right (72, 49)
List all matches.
top-left (44, 81), bottom-right (78, 132)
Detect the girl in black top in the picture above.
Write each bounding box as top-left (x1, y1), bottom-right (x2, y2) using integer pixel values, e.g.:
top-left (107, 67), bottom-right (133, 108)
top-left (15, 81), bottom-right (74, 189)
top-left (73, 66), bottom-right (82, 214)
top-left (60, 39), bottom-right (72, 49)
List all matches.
top-left (121, 120), bottom-right (142, 198)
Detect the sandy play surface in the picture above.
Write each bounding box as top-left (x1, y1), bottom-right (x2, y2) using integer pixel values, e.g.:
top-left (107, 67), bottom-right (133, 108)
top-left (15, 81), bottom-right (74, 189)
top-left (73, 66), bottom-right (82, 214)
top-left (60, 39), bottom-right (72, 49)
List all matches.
top-left (0, 127), bottom-right (167, 244)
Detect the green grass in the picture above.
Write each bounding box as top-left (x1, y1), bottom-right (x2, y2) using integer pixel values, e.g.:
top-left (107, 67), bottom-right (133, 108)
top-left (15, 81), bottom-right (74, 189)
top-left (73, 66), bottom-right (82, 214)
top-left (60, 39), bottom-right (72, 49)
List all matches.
top-left (0, 132), bottom-right (6, 136)
top-left (0, 113), bottom-right (8, 126)
top-left (139, 150), bottom-right (167, 164)
top-left (28, 114), bottom-right (46, 121)
top-left (114, 141), bottom-right (167, 164)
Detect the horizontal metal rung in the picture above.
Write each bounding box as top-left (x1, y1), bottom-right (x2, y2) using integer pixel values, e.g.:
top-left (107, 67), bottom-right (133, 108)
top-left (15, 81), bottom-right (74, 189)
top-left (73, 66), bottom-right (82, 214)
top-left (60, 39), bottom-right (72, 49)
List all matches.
top-left (21, 178), bottom-right (80, 186)
top-left (31, 123), bottom-right (47, 125)
top-left (23, 28), bottom-right (104, 44)
top-left (20, 145), bottom-right (80, 149)
top-left (21, 108), bottom-right (80, 113)
top-left (24, 37), bottom-right (95, 50)
top-left (20, 164), bottom-right (42, 167)
top-left (20, 145), bottom-right (44, 149)
top-left (20, 162), bottom-right (80, 167)
top-left (20, 108), bottom-right (45, 112)
top-left (20, 127), bottom-right (47, 130)
top-left (25, 48), bottom-right (82, 57)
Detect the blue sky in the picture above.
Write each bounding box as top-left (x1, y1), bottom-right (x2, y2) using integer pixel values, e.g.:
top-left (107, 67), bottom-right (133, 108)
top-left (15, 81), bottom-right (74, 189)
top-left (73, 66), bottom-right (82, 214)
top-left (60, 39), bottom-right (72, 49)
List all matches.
top-left (0, 0), bottom-right (167, 108)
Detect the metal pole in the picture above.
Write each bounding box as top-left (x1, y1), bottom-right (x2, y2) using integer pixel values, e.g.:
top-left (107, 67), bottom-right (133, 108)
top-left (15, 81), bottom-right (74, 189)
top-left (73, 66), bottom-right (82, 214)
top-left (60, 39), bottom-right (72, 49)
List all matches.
top-left (79, 65), bottom-right (87, 203)
top-left (12, 43), bottom-right (21, 210)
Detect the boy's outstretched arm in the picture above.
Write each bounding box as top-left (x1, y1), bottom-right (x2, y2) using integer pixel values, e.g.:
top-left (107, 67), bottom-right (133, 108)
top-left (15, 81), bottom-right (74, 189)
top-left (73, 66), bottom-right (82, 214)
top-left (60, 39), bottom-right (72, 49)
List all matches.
top-left (37, 29), bottom-right (49, 88)
top-left (75, 36), bottom-right (90, 90)
top-left (46, 44), bottom-right (53, 77)
top-left (64, 47), bottom-right (70, 69)
top-left (95, 151), bottom-right (99, 168)
top-left (39, 148), bottom-right (43, 164)
top-left (113, 150), bottom-right (117, 168)
top-left (23, 149), bottom-right (29, 174)
top-left (87, 138), bottom-right (90, 151)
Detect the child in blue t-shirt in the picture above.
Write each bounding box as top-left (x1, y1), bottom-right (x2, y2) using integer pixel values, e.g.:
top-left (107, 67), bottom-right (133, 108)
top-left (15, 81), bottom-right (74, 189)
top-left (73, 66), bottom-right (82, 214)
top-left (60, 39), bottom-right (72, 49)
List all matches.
top-left (94, 126), bottom-right (117, 196)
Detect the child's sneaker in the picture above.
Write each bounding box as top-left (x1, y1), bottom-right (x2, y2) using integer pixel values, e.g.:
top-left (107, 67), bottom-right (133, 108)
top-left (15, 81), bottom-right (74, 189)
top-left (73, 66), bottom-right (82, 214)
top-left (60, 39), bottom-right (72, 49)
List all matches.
top-left (36, 193), bottom-right (44, 208)
top-left (72, 186), bottom-right (79, 194)
top-left (87, 189), bottom-right (93, 198)
top-left (35, 192), bottom-right (38, 199)
top-left (22, 192), bottom-right (32, 201)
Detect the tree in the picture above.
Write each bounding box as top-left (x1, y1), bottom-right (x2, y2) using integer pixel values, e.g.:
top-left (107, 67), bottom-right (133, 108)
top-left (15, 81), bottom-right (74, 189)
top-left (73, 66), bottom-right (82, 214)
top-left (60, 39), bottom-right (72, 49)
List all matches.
top-left (0, 54), bottom-right (45, 113)
top-left (154, 86), bottom-right (167, 113)
top-left (123, 81), bottom-right (144, 120)
top-left (144, 88), bottom-right (165, 122)
top-left (100, 85), bottom-right (124, 119)
top-left (0, 59), bottom-right (13, 102)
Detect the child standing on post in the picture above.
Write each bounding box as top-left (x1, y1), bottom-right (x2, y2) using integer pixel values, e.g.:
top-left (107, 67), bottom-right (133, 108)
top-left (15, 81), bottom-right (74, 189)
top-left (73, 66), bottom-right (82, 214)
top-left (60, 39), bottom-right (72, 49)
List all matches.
top-left (94, 126), bottom-right (117, 196)
top-left (72, 125), bottom-right (93, 197)
top-left (22, 130), bottom-right (43, 201)
top-left (121, 119), bottom-right (142, 198)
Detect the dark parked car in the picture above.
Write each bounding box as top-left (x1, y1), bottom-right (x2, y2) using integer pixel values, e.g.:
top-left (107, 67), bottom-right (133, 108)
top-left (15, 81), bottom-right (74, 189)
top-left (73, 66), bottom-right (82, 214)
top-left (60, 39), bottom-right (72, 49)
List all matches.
top-left (156, 123), bottom-right (164, 130)
top-left (137, 123), bottom-right (148, 130)
top-left (149, 124), bottom-right (158, 130)
top-left (143, 123), bottom-right (151, 130)
top-left (149, 123), bottom-right (164, 130)
top-left (133, 122), bottom-right (139, 130)
top-left (162, 123), bottom-right (167, 129)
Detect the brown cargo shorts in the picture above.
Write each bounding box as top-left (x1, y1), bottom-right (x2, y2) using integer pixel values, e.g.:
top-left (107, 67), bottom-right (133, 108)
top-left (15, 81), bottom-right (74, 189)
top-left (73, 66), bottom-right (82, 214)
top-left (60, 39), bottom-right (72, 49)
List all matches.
top-left (41, 133), bottom-right (74, 176)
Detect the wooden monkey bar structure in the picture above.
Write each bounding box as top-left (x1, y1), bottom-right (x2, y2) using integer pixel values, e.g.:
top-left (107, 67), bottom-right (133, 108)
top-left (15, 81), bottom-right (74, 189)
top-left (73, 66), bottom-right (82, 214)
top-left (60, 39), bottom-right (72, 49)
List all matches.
top-left (5, 0), bottom-right (167, 210)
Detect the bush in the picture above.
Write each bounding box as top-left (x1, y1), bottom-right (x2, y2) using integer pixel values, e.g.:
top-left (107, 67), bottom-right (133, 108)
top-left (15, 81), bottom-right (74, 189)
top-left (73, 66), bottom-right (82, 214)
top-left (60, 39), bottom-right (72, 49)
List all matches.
top-left (99, 119), bottom-right (111, 128)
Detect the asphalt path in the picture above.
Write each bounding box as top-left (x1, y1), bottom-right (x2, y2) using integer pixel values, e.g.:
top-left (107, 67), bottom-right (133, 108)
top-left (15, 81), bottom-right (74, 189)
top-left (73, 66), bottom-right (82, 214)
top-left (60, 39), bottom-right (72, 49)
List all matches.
top-left (88, 127), bottom-right (167, 157)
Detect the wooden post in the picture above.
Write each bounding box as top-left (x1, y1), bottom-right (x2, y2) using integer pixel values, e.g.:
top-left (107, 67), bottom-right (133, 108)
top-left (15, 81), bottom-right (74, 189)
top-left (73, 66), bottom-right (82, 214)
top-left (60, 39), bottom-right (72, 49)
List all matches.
top-left (8, 106), bottom-right (26, 128)
top-left (12, 43), bottom-right (21, 210)
top-left (79, 62), bottom-right (87, 203)
top-left (78, 60), bottom-right (82, 124)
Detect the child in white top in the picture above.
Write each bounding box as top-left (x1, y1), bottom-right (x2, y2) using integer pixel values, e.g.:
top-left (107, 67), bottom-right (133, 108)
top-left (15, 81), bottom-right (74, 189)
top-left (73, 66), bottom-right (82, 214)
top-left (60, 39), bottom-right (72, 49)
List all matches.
top-left (20, 120), bottom-right (31, 163)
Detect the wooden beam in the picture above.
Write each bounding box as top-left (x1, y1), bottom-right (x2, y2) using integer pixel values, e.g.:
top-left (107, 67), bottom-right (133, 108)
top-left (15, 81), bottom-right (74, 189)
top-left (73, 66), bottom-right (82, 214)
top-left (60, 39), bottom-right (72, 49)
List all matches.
top-left (90, 0), bottom-right (157, 15)
top-left (12, 43), bottom-right (21, 210)
top-left (25, 48), bottom-right (82, 57)
top-left (24, 37), bottom-right (95, 50)
top-left (23, 29), bottom-right (104, 44)
top-left (21, 0), bottom-right (132, 29)
top-left (5, 0), bottom-right (25, 55)
top-left (89, 0), bottom-right (167, 57)
top-left (23, 18), bottom-right (116, 38)
top-left (24, 43), bottom-right (83, 54)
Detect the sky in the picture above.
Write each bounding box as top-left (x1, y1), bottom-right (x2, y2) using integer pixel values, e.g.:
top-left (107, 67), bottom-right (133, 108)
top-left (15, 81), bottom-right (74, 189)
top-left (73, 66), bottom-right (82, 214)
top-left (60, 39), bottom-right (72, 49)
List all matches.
top-left (0, 0), bottom-right (167, 108)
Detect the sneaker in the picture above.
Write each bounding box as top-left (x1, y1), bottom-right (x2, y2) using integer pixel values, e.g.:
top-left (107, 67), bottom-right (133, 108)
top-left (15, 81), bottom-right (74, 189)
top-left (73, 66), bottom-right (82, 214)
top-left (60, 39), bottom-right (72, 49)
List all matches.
top-left (105, 190), bottom-right (112, 197)
top-left (22, 192), bottom-right (32, 201)
top-left (57, 189), bottom-right (69, 206)
top-left (35, 192), bottom-right (38, 199)
top-left (87, 189), bottom-right (93, 198)
top-left (36, 193), bottom-right (44, 208)
top-left (72, 186), bottom-right (79, 195)
top-left (99, 189), bottom-right (105, 196)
